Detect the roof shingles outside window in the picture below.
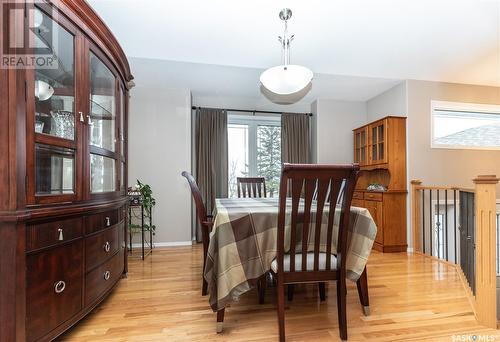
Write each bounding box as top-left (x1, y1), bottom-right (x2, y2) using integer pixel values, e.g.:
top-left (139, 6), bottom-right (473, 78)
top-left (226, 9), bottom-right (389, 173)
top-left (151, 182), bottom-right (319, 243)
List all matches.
top-left (434, 123), bottom-right (500, 148)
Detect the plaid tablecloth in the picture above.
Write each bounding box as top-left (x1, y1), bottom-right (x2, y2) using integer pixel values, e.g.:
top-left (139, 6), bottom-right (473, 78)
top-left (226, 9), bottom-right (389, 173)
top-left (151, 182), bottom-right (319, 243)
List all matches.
top-left (204, 197), bottom-right (377, 311)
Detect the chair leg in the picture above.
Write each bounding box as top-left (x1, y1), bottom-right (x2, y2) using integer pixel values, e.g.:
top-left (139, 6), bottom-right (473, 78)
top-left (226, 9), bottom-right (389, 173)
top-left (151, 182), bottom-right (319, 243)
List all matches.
top-left (337, 277), bottom-right (347, 341)
top-left (257, 275), bottom-right (266, 304)
top-left (202, 278), bottom-right (208, 296)
top-left (202, 228), bottom-right (209, 296)
top-left (287, 284), bottom-right (295, 301)
top-left (318, 282), bottom-right (326, 301)
top-left (277, 278), bottom-right (286, 342)
top-left (356, 267), bottom-right (370, 315)
top-left (216, 308), bottom-right (225, 333)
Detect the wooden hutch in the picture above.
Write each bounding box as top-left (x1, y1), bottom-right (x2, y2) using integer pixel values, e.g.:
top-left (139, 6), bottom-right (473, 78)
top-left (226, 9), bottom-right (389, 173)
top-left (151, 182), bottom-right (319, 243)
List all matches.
top-left (352, 116), bottom-right (407, 252)
top-left (0, 0), bottom-right (132, 340)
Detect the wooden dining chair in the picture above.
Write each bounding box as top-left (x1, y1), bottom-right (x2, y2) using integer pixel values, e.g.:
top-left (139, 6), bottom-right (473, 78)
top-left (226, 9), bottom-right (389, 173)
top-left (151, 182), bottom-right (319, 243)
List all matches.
top-left (181, 171), bottom-right (213, 296)
top-left (237, 177), bottom-right (267, 198)
top-left (271, 163), bottom-right (363, 341)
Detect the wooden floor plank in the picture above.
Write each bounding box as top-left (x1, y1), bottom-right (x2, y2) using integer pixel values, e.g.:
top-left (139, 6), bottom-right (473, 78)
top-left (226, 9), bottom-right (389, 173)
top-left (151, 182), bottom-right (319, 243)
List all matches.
top-left (58, 246), bottom-right (500, 341)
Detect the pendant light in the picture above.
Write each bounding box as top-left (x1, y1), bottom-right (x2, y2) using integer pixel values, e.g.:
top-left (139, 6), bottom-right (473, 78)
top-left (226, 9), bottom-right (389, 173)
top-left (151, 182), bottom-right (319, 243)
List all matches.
top-left (260, 8), bottom-right (313, 95)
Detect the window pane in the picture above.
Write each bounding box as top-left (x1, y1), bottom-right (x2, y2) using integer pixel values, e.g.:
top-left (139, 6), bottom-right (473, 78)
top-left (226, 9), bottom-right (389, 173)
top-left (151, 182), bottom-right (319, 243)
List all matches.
top-left (90, 52), bottom-right (116, 151)
top-left (228, 124), bottom-right (248, 197)
top-left (90, 154), bottom-right (116, 193)
top-left (35, 144), bottom-right (74, 195)
top-left (257, 125), bottom-right (281, 197)
top-left (433, 107), bottom-right (500, 148)
top-left (34, 8), bottom-right (75, 140)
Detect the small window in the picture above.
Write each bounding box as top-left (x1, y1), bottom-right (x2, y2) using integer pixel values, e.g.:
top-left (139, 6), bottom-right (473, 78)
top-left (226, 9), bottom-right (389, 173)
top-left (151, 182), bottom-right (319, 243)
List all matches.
top-left (431, 101), bottom-right (500, 150)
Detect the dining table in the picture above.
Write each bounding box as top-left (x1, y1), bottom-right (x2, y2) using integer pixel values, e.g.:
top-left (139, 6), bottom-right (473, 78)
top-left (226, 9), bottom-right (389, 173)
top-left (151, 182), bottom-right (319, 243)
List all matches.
top-left (204, 197), bottom-right (378, 314)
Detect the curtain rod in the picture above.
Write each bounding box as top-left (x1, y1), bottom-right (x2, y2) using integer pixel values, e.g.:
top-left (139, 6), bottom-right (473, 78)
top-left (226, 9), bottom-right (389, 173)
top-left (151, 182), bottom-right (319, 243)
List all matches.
top-left (192, 106), bottom-right (313, 117)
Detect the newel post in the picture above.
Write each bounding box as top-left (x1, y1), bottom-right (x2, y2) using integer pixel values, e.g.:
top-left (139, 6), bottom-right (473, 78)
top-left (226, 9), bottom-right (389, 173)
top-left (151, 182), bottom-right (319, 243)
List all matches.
top-left (473, 175), bottom-right (499, 328)
top-left (410, 180), bottom-right (422, 253)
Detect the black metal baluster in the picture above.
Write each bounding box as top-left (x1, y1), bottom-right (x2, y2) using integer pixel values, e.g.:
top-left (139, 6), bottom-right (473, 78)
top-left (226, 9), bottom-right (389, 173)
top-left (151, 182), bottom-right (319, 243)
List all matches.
top-left (454, 189), bottom-right (457, 264)
top-left (445, 189), bottom-right (448, 261)
top-left (429, 189), bottom-right (433, 257)
top-left (437, 189), bottom-right (440, 258)
top-left (422, 189), bottom-right (426, 254)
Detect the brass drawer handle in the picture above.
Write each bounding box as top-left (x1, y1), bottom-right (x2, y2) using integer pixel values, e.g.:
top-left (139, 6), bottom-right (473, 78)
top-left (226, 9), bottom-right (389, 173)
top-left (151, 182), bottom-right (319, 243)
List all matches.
top-left (57, 228), bottom-right (64, 241)
top-left (104, 270), bottom-right (111, 281)
top-left (103, 241), bottom-right (111, 253)
top-left (54, 280), bottom-right (66, 294)
top-left (105, 216), bottom-right (111, 227)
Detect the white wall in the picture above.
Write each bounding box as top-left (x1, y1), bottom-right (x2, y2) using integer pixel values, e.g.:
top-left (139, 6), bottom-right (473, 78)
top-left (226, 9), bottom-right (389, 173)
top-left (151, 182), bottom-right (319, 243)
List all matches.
top-left (366, 81), bottom-right (407, 120)
top-left (312, 99), bottom-right (367, 163)
top-left (129, 84), bottom-right (192, 245)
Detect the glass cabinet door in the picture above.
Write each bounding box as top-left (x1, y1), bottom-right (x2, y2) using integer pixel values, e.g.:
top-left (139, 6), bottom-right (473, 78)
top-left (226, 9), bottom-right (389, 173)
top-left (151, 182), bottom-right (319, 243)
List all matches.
top-left (35, 144), bottom-right (75, 195)
top-left (89, 52), bottom-right (116, 152)
top-left (29, 5), bottom-right (80, 203)
top-left (33, 8), bottom-right (75, 141)
top-left (354, 128), bottom-right (368, 166)
top-left (369, 120), bottom-right (388, 164)
top-left (89, 50), bottom-right (119, 194)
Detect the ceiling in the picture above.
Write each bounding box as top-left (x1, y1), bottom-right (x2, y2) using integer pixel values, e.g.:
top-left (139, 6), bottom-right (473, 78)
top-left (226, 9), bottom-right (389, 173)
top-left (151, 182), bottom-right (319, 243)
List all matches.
top-left (129, 57), bottom-right (401, 105)
top-left (88, 0), bottom-right (500, 103)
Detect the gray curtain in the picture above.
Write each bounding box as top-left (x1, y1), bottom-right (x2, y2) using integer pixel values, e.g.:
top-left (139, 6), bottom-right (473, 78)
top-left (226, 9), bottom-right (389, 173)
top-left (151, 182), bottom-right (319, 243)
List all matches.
top-left (281, 113), bottom-right (311, 164)
top-left (195, 108), bottom-right (228, 242)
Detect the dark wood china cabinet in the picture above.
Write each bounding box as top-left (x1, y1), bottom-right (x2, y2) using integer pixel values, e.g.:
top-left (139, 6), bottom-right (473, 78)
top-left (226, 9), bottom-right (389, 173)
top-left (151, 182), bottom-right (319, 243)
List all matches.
top-left (0, 0), bottom-right (133, 340)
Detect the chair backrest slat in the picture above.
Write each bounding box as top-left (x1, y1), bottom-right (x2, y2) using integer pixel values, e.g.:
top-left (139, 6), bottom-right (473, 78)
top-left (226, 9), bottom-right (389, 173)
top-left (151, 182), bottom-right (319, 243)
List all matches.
top-left (237, 177), bottom-right (267, 198)
top-left (300, 178), bottom-right (316, 271)
top-left (326, 180), bottom-right (343, 270)
top-left (289, 178), bottom-right (303, 272)
top-left (276, 164), bottom-right (359, 277)
top-left (313, 179), bottom-right (330, 271)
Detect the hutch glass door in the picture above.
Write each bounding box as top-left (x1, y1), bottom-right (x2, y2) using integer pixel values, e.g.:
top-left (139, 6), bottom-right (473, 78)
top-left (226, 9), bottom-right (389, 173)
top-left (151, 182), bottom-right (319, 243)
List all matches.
top-left (32, 6), bottom-right (78, 199)
top-left (89, 51), bottom-right (118, 194)
top-left (369, 120), bottom-right (388, 164)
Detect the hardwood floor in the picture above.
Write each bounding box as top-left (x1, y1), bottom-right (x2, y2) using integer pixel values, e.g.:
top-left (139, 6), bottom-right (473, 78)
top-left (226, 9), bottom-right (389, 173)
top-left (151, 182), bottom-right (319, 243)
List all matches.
top-left (59, 245), bottom-right (499, 341)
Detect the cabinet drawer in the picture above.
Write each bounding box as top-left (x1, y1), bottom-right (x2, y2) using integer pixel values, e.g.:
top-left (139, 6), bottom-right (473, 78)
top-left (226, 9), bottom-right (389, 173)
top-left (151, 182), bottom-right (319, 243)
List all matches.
top-left (27, 216), bottom-right (83, 252)
top-left (26, 241), bottom-right (83, 342)
top-left (364, 192), bottom-right (383, 201)
top-left (353, 191), bottom-right (364, 200)
top-left (86, 209), bottom-right (119, 235)
top-left (85, 250), bottom-right (123, 305)
top-left (86, 224), bottom-right (121, 271)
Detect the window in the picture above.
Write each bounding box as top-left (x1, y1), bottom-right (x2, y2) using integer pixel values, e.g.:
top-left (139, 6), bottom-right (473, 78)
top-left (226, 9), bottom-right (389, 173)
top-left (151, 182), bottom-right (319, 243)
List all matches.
top-left (431, 101), bottom-right (500, 150)
top-left (228, 114), bottom-right (281, 197)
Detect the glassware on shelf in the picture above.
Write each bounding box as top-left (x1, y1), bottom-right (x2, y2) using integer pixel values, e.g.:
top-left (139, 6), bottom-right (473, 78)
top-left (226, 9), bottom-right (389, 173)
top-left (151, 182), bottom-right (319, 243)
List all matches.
top-left (35, 121), bottom-right (44, 133)
top-left (50, 110), bottom-right (75, 140)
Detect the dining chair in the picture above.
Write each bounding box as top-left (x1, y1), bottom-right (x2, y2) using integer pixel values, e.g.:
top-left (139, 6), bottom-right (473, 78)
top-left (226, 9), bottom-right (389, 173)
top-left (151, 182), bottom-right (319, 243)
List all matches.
top-left (271, 163), bottom-right (362, 341)
top-left (237, 177), bottom-right (267, 198)
top-left (181, 171), bottom-right (213, 296)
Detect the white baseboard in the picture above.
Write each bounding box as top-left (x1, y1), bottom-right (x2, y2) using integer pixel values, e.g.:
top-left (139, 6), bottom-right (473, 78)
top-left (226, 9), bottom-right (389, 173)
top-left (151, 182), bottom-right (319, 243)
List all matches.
top-left (407, 247), bottom-right (414, 253)
top-left (130, 241), bottom-right (192, 248)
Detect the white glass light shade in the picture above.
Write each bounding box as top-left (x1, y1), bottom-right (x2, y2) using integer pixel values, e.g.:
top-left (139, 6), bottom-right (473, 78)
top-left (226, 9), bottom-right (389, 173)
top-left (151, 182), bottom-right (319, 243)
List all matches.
top-left (35, 80), bottom-right (54, 101)
top-left (260, 65), bottom-right (313, 95)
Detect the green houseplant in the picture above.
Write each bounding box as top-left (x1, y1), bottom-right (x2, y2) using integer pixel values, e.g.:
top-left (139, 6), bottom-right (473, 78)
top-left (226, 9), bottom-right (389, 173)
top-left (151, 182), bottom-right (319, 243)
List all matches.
top-left (129, 180), bottom-right (156, 235)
